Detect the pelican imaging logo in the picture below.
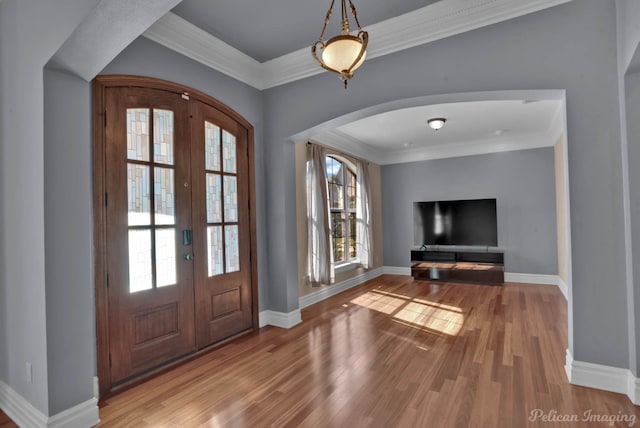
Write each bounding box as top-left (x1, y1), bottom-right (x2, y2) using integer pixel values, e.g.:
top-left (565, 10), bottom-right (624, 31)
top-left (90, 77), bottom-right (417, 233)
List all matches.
top-left (528, 409), bottom-right (636, 426)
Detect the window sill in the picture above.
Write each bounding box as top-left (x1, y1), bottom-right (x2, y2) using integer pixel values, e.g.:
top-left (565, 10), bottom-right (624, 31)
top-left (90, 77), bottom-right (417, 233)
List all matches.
top-left (334, 260), bottom-right (360, 274)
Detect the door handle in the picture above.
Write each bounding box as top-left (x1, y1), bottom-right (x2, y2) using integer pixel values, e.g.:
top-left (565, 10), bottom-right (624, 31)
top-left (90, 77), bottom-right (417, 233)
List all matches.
top-left (184, 253), bottom-right (194, 261)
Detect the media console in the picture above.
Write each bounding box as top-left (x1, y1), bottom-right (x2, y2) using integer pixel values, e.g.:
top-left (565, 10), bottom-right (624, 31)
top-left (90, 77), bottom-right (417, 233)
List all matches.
top-left (410, 248), bottom-right (504, 285)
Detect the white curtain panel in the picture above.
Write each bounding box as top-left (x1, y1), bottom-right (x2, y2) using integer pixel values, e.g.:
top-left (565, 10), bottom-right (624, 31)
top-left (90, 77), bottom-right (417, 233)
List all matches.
top-left (306, 143), bottom-right (333, 285)
top-left (356, 159), bottom-right (373, 269)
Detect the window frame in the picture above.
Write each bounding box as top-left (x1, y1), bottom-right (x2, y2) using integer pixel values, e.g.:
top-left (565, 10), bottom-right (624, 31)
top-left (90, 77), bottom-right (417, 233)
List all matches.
top-left (326, 155), bottom-right (359, 268)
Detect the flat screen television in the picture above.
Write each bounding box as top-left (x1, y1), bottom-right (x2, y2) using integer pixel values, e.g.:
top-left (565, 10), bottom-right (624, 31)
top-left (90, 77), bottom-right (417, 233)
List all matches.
top-left (413, 198), bottom-right (498, 247)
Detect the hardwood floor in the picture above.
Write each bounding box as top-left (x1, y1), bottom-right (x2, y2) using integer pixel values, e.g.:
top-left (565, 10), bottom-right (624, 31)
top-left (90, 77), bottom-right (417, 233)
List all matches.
top-left (4, 275), bottom-right (635, 427)
top-left (93, 275), bottom-right (640, 427)
top-left (0, 409), bottom-right (17, 428)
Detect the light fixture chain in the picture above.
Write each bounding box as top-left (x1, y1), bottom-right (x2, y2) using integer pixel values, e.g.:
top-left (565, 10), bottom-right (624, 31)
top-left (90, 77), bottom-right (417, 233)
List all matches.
top-left (348, 0), bottom-right (363, 31)
top-left (318, 0), bottom-right (336, 41)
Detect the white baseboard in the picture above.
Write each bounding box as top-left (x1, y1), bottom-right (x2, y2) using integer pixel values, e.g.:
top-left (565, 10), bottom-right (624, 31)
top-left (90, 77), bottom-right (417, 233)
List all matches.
top-left (557, 277), bottom-right (569, 300)
top-left (0, 380), bottom-right (100, 427)
top-left (48, 398), bottom-right (100, 428)
top-left (299, 267), bottom-right (384, 309)
top-left (505, 272), bottom-right (568, 301)
top-left (259, 309), bottom-right (302, 329)
top-left (565, 349), bottom-right (640, 405)
top-left (0, 380), bottom-right (47, 427)
top-left (383, 266), bottom-right (411, 275)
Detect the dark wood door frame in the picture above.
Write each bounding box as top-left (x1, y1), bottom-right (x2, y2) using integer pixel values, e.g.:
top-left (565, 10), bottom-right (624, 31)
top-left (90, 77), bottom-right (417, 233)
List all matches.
top-left (93, 75), bottom-right (259, 398)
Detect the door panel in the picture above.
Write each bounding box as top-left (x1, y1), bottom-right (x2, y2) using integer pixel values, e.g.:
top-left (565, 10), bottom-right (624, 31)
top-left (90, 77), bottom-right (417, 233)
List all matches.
top-left (105, 87), bottom-right (196, 383)
top-left (191, 100), bottom-right (253, 348)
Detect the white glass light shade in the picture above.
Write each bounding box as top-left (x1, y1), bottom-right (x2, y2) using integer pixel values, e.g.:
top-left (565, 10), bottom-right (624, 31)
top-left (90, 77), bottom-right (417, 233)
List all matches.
top-left (427, 118), bottom-right (446, 130)
top-left (322, 35), bottom-right (366, 72)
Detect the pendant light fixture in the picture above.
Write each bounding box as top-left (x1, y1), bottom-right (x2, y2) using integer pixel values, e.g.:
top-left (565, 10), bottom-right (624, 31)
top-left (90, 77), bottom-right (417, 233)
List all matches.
top-left (312, 0), bottom-right (368, 89)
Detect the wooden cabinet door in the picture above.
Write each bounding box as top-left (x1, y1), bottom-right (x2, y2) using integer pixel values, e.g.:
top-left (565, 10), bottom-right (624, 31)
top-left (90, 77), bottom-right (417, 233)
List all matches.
top-left (105, 87), bottom-right (196, 384)
top-left (190, 100), bottom-right (253, 348)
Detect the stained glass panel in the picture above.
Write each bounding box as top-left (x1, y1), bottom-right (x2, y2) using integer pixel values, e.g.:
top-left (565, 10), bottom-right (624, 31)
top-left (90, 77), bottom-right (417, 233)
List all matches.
top-left (206, 173), bottom-right (222, 223)
top-left (127, 163), bottom-right (151, 226)
top-left (126, 109), bottom-right (150, 161)
top-left (225, 225), bottom-right (239, 273)
top-left (154, 167), bottom-right (175, 225)
top-left (156, 228), bottom-right (176, 287)
top-left (222, 130), bottom-right (236, 173)
top-left (205, 121), bottom-right (221, 171)
top-left (223, 176), bottom-right (238, 222)
top-left (128, 229), bottom-right (152, 293)
top-left (153, 109), bottom-right (174, 165)
top-left (207, 226), bottom-right (224, 276)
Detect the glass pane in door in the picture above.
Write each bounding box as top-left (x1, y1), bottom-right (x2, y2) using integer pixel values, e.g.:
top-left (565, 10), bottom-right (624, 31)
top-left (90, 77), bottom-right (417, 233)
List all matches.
top-left (154, 167), bottom-right (175, 225)
top-left (223, 176), bottom-right (237, 222)
top-left (225, 225), bottom-right (239, 273)
top-left (128, 229), bottom-right (153, 292)
top-left (207, 226), bottom-right (224, 276)
top-left (127, 109), bottom-right (150, 161)
top-left (153, 109), bottom-right (174, 165)
top-left (127, 164), bottom-right (151, 226)
top-left (156, 228), bottom-right (177, 287)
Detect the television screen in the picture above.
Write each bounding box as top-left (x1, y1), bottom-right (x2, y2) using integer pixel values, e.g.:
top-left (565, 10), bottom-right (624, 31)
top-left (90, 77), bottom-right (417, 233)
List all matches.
top-left (413, 199), bottom-right (498, 246)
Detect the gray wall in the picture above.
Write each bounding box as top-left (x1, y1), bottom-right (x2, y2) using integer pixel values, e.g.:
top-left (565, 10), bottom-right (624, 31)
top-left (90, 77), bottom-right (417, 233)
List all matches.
top-left (0, 0), bottom-right (101, 414)
top-left (381, 148), bottom-right (558, 274)
top-left (99, 37), bottom-right (269, 311)
top-left (617, 0), bottom-right (640, 376)
top-left (263, 0), bottom-right (629, 369)
top-left (43, 69), bottom-right (96, 414)
top-left (626, 70), bottom-right (640, 375)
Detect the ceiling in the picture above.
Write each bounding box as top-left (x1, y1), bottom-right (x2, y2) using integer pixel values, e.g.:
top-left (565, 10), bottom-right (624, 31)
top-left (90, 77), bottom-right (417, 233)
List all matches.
top-left (171, 0), bottom-right (439, 62)
top-left (312, 99), bottom-right (563, 164)
top-left (146, 0), bottom-right (570, 163)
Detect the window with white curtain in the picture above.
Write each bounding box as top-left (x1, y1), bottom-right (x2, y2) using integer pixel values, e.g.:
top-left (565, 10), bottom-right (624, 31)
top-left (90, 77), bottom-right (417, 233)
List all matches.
top-left (306, 143), bottom-right (372, 286)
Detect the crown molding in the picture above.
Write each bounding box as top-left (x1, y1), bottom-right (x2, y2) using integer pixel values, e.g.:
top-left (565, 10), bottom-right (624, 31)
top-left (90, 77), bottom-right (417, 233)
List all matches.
top-left (314, 126), bottom-right (559, 165)
top-left (143, 0), bottom-right (572, 90)
top-left (143, 12), bottom-right (264, 88)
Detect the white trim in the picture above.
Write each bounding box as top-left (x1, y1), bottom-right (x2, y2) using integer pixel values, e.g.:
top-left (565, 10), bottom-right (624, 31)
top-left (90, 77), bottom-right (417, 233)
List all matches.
top-left (48, 398), bottom-right (100, 428)
top-left (565, 349), bottom-right (640, 405)
top-left (0, 380), bottom-right (47, 427)
top-left (259, 309), bottom-right (302, 329)
top-left (143, 0), bottom-right (571, 90)
top-left (0, 380), bottom-right (100, 428)
top-left (93, 376), bottom-right (99, 401)
top-left (299, 267), bottom-right (384, 309)
top-left (143, 12), bottom-right (264, 89)
top-left (383, 266), bottom-right (412, 276)
top-left (504, 272), bottom-right (558, 285)
top-left (505, 272), bottom-right (569, 300)
top-left (556, 277), bottom-right (569, 301)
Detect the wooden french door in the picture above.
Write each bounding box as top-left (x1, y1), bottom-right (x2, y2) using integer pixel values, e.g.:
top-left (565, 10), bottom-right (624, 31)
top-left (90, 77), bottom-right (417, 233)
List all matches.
top-left (191, 100), bottom-right (253, 347)
top-left (97, 77), bottom-right (256, 390)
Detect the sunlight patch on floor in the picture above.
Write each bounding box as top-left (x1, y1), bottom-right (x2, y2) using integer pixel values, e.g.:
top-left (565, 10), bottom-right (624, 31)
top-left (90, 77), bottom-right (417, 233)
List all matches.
top-left (350, 288), bottom-right (464, 336)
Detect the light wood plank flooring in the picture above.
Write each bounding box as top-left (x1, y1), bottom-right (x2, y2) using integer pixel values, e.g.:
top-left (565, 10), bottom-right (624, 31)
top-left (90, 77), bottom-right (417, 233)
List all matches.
top-left (4, 275), bottom-right (639, 427)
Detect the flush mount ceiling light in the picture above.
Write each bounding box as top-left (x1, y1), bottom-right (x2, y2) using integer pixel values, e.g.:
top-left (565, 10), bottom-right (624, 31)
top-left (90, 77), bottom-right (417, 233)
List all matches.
top-left (312, 0), bottom-right (368, 89)
top-left (427, 117), bottom-right (447, 131)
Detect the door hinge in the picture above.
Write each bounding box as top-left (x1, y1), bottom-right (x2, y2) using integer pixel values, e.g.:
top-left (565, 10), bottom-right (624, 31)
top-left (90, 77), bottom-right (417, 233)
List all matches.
top-left (106, 273), bottom-right (110, 288)
top-left (105, 192), bottom-right (108, 206)
top-left (104, 112), bottom-right (107, 128)
top-left (109, 353), bottom-right (112, 368)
